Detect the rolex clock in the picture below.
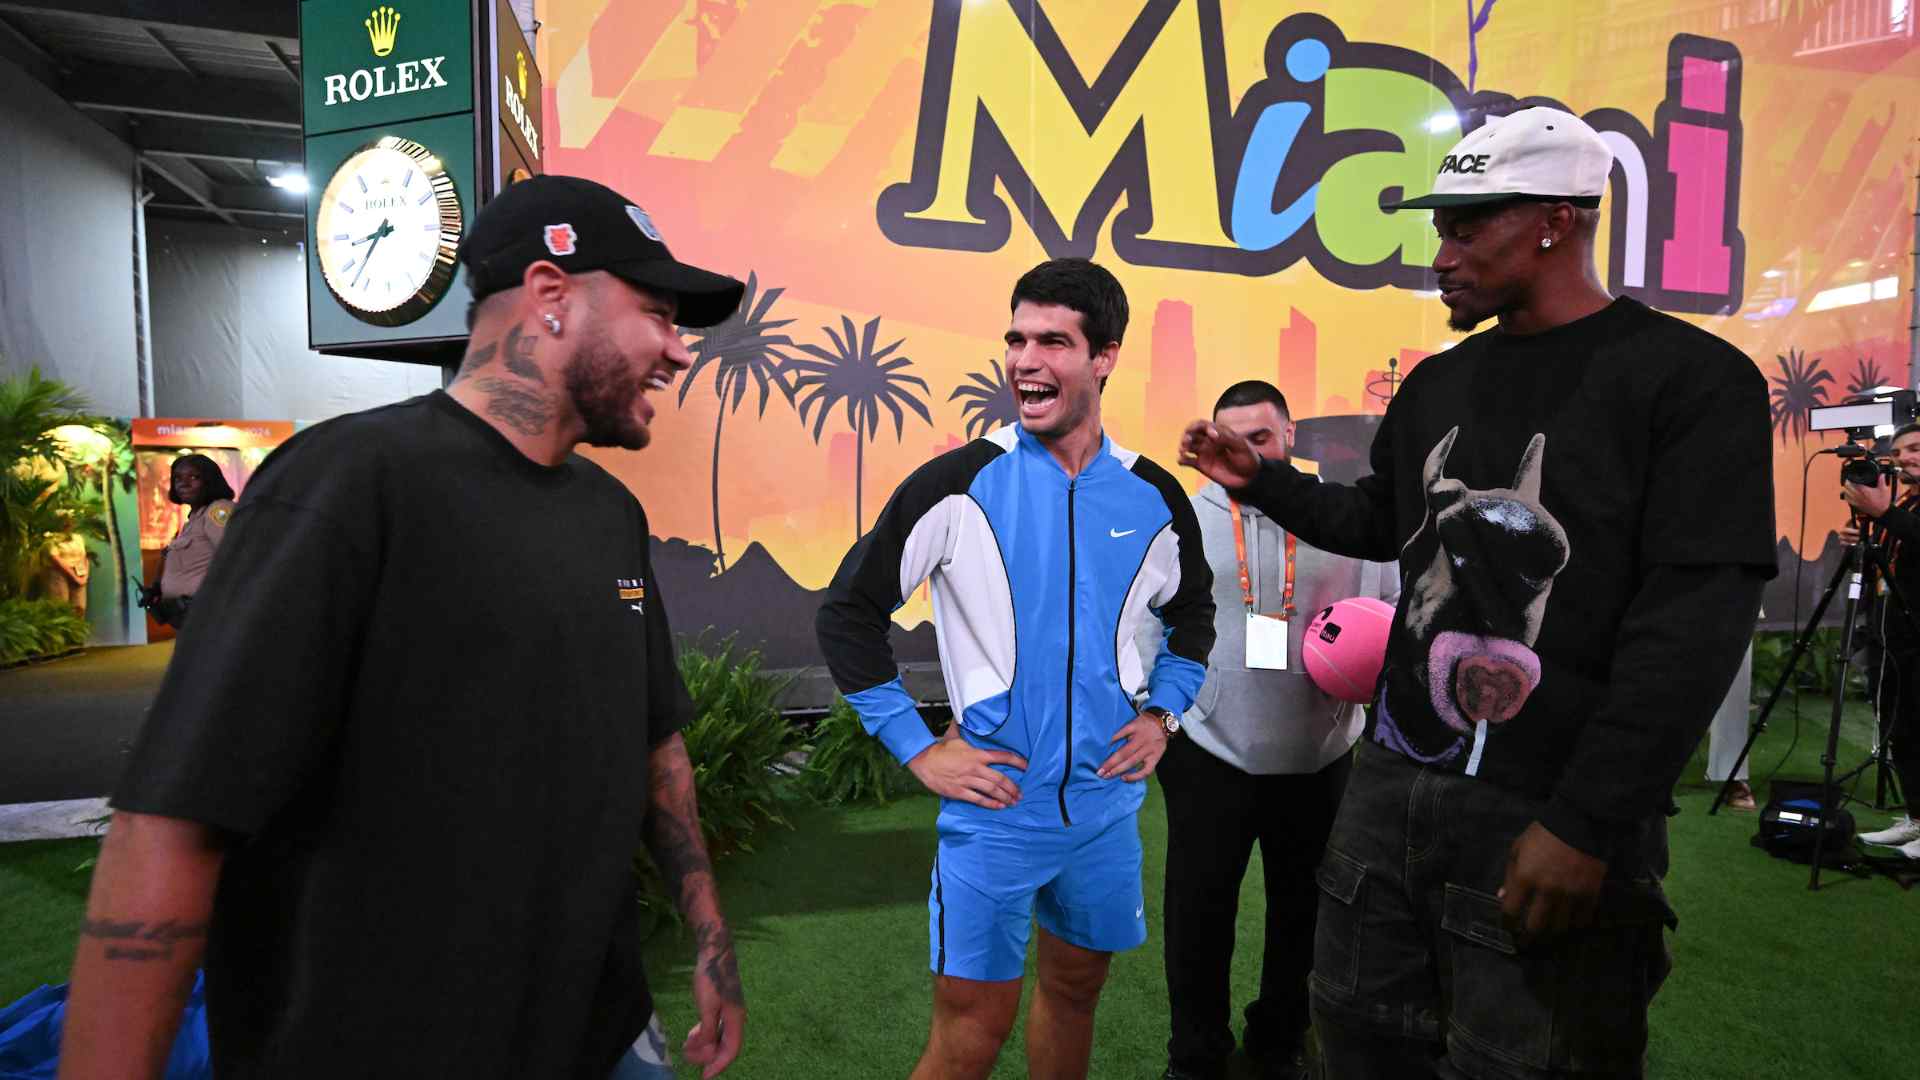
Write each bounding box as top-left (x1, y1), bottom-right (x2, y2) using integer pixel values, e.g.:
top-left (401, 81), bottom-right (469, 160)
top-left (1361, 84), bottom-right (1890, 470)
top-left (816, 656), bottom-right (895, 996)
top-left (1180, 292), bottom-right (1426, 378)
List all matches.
top-left (313, 135), bottom-right (463, 327)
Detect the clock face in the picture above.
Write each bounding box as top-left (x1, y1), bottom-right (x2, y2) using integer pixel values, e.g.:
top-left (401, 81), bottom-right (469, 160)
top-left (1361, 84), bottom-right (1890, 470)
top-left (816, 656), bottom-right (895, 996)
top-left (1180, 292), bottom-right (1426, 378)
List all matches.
top-left (313, 136), bottom-right (463, 327)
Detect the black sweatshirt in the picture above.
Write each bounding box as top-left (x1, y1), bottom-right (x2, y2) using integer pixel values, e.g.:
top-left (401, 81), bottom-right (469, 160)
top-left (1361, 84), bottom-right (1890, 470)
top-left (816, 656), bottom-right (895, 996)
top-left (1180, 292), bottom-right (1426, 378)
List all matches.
top-left (1867, 493), bottom-right (1920, 652)
top-left (1233, 298), bottom-right (1776, 859)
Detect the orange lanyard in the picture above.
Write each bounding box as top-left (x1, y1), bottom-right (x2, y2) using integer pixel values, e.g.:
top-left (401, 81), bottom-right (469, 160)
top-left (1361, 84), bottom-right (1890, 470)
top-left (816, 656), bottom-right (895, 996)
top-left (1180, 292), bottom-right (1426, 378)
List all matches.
top-left (1229, 500), bottom-right (1295, 617)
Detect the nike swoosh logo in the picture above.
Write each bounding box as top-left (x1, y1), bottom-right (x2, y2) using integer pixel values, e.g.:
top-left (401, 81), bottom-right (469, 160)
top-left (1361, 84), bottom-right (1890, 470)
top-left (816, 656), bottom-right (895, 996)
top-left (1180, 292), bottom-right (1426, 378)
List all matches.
top-left (1110, 528), bottom-right (1136, 538)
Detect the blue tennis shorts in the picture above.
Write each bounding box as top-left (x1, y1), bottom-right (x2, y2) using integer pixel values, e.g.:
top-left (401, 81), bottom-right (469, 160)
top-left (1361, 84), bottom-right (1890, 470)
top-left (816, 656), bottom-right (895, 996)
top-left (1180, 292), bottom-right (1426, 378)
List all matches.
top-left (928, 809), bottom-right (1147, 981)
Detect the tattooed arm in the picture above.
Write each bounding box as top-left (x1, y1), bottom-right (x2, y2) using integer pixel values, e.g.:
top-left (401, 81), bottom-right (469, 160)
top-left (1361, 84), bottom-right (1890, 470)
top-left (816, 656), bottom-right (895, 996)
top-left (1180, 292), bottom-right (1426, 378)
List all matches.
top-left (643, 733), bottom-right (744, 1078)
top-left (59, 813), bottom-right (225, 1080)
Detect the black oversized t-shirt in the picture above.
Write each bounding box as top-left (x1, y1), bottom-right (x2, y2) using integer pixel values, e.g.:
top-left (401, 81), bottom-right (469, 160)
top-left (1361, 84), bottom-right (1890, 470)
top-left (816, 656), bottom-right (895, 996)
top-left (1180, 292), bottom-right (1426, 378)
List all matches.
top-left (1241, 298), bottom-right (1775, 838)
top-left (113, 391), bottom-right (692, 1078)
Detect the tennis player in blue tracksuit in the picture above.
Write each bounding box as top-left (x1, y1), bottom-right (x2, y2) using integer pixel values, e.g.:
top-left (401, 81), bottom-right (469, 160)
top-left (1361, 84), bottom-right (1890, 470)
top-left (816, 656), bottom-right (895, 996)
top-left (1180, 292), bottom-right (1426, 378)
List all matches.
top-left (817, 258), bottom-right (1215, 1079)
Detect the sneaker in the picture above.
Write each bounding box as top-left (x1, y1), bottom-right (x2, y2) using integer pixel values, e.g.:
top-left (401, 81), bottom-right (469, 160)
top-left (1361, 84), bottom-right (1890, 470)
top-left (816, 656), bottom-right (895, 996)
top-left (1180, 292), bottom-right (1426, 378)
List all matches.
top-left (1899, 837), bottom-right (1920, 861)
top-left (1859, 816), bottom-right (1920, 846)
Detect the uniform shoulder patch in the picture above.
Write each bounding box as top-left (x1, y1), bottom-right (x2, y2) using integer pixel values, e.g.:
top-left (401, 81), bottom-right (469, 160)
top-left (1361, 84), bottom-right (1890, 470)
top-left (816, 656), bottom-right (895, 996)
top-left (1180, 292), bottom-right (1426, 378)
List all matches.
top-left (209, 501), bottom-right (234, 527)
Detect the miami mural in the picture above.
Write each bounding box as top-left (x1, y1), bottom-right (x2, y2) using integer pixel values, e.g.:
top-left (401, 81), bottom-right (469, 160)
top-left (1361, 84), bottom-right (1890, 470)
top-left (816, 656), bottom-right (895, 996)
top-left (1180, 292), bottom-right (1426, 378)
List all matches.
top-left (532, 0), bottom-right (1918, 672)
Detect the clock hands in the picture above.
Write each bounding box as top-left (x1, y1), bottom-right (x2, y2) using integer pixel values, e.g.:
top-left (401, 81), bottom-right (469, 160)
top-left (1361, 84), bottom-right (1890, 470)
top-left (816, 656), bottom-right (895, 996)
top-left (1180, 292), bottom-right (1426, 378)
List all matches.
top-left (351, 218), bottom-right (395, 288)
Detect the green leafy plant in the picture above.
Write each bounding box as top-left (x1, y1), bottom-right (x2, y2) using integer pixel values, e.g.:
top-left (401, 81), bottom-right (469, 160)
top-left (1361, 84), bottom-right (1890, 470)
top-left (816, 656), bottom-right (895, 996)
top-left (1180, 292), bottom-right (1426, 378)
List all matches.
top-left (0, 596), bottom-right (91, 665)
top-left (802, 697), bottom-right (929, 806)
top-left (1750, 627), bottom-right (1871, 698)
top-left (634, 636), bottom-right (806, 929)
top-left (0, 367), bottom-right (125, 656)
top-left (675, 636), bottom-right (806, 856)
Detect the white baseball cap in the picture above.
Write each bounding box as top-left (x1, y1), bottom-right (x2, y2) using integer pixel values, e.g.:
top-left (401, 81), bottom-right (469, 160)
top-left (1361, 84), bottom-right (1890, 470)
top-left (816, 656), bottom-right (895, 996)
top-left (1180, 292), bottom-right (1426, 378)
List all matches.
top-left (1386, 107), bottom-right (1613, 211)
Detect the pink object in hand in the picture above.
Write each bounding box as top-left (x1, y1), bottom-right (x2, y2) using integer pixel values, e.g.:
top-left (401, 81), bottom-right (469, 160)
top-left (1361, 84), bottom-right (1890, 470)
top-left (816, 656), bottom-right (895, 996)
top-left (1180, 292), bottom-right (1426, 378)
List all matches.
top-left (1303, 597), bottom-right (1395, 704)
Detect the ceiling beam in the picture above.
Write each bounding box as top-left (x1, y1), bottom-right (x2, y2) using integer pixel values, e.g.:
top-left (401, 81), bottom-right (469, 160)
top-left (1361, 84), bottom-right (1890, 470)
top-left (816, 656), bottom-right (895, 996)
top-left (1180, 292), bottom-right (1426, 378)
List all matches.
top-left (127, 116), bottom-right (301, 168)
top-left (141, 24), bottom-right (198, 79)
top-left (139, 152), bottom-right (238, 227)
top-left (149, 202), bottom-right (303, 222)
top-left (0, 1), bottom-right (296, 46)
top-left (264, 39), bottom-right (299, 88)
top-left (68, 64), bottom-right (299, 129)
top-left (0, 12), bottom-right (60, 87)
top-left (211, 183), bottom-right (307, 216)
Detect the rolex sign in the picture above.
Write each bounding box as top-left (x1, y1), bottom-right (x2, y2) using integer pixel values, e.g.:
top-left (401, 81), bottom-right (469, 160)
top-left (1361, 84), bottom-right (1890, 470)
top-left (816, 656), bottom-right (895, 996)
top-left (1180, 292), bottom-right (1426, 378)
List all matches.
top-left (492, 0), bottom-right (541, 175)
top-left (302, 0), bottom-right (473, 137)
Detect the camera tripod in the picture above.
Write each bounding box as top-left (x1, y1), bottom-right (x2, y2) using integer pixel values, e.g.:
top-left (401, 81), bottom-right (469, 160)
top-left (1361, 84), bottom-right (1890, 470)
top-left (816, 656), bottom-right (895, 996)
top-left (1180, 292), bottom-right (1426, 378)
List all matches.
top-left (1709, 515), bottom-right (1914, 889)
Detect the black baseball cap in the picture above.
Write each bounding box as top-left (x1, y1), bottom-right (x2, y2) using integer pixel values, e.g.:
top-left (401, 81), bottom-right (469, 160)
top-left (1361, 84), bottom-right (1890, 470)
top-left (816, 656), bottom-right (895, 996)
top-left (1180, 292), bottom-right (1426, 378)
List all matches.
top-left (459, 175), bottom-right (745, 328)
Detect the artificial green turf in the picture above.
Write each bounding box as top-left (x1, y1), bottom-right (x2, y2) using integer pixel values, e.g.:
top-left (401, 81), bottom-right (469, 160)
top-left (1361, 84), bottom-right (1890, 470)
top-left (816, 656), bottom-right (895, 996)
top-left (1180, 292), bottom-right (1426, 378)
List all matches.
top-left (0, 835), bottom-right (96, 1006)
top-left (4, 694), bottom-right (1914, 1078)
top-left (640, 695), bottom-right (1918, 1079)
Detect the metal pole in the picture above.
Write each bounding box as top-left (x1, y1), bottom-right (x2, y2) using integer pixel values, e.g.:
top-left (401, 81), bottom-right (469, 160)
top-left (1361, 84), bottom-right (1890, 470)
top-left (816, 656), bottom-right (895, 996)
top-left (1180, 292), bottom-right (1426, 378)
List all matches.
top-left (132, 169), bottom-right (156, 419)
top-left (1909, 135), bottom-right (1918, 391)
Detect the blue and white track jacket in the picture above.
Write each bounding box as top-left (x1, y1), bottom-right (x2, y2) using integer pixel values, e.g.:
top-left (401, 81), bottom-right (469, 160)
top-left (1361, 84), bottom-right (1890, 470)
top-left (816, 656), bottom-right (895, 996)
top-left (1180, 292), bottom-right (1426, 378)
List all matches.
top-left (816, 424), bottom-right (1215, 831)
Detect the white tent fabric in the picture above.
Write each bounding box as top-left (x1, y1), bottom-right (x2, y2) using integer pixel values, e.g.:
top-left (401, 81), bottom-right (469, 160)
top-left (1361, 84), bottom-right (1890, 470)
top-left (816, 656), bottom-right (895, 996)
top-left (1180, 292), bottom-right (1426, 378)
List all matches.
top-left (147, 219), bottom-right (443, 423)
top-left (0, 55), bottom-right (139, 416)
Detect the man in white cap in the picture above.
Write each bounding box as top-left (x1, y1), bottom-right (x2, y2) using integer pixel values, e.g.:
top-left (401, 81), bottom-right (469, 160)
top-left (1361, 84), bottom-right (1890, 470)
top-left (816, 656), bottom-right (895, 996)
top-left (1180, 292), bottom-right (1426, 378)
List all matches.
top-left (1179, 107), bottom-right (1776, 1077)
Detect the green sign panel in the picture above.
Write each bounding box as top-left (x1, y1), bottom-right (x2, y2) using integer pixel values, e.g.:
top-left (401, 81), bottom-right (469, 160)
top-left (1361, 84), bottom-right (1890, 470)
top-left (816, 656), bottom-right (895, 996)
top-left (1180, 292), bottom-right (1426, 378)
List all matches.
top-left (301, 0), bottom-right (534, 362)
top-left (301, 0), bottom-right (473, 137)
top-left (304, 113), bottom-right (476, 349)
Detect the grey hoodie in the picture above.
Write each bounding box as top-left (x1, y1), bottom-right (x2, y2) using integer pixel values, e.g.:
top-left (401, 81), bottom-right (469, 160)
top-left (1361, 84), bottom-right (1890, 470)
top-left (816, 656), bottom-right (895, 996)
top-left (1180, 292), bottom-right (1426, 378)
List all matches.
top-left (1138, 481), bottom-right (1399, 775)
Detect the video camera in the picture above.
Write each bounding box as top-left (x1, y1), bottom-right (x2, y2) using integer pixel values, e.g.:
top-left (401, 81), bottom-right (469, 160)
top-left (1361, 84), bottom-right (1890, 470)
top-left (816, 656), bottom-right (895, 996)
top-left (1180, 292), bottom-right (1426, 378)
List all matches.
top-left (1840, 453), bottom-right (1897, 488)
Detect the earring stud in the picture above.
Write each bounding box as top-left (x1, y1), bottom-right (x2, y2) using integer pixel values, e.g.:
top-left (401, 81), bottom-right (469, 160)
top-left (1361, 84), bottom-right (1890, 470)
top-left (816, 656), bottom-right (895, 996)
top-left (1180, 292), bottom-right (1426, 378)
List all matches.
top-left (543, 313), bottom-right (562, 334)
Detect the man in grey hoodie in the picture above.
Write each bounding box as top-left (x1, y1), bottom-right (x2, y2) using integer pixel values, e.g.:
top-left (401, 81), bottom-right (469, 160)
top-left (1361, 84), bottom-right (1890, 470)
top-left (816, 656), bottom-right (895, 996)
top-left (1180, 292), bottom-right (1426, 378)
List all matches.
top-left (1148, 381), bottom-right (1397, 1080)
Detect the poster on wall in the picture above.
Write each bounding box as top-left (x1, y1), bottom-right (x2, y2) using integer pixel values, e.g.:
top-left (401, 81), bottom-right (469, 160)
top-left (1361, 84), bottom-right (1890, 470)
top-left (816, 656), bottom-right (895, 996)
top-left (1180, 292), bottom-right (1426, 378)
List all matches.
top-left (532, 0), bottom-right (1917, 695)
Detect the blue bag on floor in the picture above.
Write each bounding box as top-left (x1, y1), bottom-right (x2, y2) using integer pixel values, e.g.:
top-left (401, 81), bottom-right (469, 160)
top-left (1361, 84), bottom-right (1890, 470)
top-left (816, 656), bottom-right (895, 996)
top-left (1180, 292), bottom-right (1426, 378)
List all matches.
top-left (0, 970), bottom-right (211, 1079)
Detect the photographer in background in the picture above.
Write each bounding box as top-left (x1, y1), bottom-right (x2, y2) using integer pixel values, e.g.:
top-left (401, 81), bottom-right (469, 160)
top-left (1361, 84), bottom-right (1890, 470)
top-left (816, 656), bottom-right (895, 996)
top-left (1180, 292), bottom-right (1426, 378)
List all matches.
top-left (1840, 421), bottom-right (1920, 858)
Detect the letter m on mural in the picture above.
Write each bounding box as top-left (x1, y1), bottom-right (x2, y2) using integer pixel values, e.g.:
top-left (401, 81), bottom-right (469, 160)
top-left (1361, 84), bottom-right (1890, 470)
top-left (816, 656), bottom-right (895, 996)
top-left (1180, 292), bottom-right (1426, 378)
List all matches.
top-left (877, 0), bottom-right (1238, 269)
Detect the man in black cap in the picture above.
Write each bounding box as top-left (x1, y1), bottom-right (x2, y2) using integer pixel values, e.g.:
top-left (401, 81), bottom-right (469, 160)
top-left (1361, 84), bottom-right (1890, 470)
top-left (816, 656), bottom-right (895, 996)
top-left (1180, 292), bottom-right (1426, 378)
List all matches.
top-left (61, 176), bottom-right (748, 1080)
top-left (1181, 108), bottom-right (1774, 1077)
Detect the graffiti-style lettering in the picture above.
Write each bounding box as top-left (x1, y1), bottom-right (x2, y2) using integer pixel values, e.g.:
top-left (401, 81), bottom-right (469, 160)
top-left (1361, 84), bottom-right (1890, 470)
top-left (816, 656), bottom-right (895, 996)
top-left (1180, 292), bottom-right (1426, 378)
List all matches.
top-left (1438, 154), bottom-right (1491, 175)
top-left (876, 0), bottom-right (1235, 263)
top-left (879, 0), bottom-right (1746, 315)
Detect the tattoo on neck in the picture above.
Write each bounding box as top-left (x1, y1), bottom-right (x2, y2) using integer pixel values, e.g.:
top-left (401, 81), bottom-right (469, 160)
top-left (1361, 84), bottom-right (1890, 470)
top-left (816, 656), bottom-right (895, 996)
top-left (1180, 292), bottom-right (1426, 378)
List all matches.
top-left (503, 323), bottom-right (543, 383)
top-left (79, 917), bottom-right (208, 963)
top-left (473, 377), bottom-right (555, 437)
top-left (459, 340), bottom-right (499, 374)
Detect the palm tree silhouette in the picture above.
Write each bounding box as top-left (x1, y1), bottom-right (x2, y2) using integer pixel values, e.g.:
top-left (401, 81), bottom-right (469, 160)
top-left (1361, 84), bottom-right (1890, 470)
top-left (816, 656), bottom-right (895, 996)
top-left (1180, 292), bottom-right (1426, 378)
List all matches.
top-left (1768, 348), bottom-right (1834, 451)
top-left (786, 315), bottom-right (933, 539)
top-left (679, 272), bottom-right (797, 572)
top-left (1847, 356), bottom-right (1892, 398)
top-left (949, 358), bottom-right (1019, 440)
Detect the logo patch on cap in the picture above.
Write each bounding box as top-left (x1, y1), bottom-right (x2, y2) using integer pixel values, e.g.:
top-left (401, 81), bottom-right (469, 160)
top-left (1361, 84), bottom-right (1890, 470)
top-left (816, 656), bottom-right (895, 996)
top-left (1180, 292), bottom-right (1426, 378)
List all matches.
top-left (626, 205), bottom-right (662, 242)
top-left (543, 223), bottom-right (577, 256)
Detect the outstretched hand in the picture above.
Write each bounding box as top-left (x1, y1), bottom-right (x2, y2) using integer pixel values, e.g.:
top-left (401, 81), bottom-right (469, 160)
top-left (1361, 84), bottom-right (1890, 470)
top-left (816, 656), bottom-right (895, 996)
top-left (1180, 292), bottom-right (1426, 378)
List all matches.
top-left (906, 738), bottom-right (1028, 810)
top-left (1178, 421), bottom-right (1261, 489)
